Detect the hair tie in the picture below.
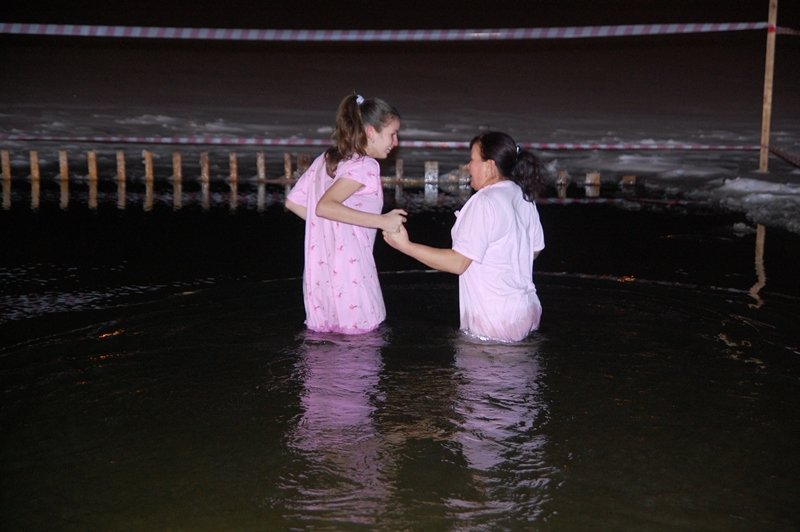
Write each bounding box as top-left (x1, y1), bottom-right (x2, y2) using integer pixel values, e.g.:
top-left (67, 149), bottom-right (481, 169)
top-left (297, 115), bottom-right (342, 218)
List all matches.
top-left (355, 94), bottom-right (365, 105)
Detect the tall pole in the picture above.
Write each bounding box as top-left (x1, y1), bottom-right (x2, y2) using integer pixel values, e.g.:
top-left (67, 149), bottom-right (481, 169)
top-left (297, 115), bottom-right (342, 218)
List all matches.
top-left (759, 0), bottom-right (778, 172)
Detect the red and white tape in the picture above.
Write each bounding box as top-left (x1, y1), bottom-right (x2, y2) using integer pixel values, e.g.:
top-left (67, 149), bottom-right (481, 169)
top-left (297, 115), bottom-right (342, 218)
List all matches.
top-left (0, 134), bottom-right (761, 151)
top-left (405, 140), bottom-right (762, 151)
top-left (0, 22), bottom-right (772, 42)
top-left (533, 197), bottom-right (700, 206)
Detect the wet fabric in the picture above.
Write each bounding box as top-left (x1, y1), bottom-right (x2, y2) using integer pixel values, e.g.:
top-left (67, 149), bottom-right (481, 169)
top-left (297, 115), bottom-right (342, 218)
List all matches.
top-left (287, 154), bottom-right (386, 334)
top-left (452, 180), bottom-right (545, 342)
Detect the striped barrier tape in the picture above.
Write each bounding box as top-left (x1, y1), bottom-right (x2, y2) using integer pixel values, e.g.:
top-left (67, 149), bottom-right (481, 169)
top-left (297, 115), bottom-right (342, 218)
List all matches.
top-left (769, 147), bottom-right (800, 168)
top-left (407, 140), bottom-right (762, 151)
top-left (0, 22), bottom-right (773, 42)
top-left (777, 26), bottom-right (800, 36)
top-left (0, 134), bottom-right (762, 151)
top-left (532, 197), bottom-right (701, 206)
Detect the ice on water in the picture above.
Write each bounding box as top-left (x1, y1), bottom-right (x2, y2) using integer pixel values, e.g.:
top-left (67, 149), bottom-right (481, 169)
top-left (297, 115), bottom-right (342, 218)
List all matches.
top-left (1, 33), bottom-right (798, 232)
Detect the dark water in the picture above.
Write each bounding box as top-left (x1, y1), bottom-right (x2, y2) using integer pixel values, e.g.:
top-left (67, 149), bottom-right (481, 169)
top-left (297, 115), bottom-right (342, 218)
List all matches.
top-left (2, 187), bottom-right (800, 530)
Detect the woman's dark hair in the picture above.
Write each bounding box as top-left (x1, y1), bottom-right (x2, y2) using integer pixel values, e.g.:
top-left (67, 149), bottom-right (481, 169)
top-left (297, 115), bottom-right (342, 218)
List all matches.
top-left (325, 93), bottom-right (400, 177)
top-left (470, 131), bottom-right (542, 201)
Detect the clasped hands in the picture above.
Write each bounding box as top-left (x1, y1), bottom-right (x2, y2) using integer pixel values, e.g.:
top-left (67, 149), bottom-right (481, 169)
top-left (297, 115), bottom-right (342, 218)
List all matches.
top-left (381, 209), bottom-right (407, 233)
top-left (381, 209), bottom-right (410, 250)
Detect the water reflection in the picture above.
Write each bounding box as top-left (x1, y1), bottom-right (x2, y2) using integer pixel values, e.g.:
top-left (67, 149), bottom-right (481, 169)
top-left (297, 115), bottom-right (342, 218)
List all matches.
top-left (60, 178), bottom-right (69, 210)
top-left (88, 178), bottom-right (98, 210)
top-left (2, 176), bottom-right (10, 210)
top-left (283, 330), bottom-right (389, 526)
top-left (172, 175), bottom-right (182, 210)
top-left (116, 176), bottom-right (126, 210)
top-left (281, 328), bottom-right (554, 526)
top-left (449, 336), bottom-right (553, 521)
top-left (31, 176), bottom-right (40, 211)
top-left (749, 224), bottom-right (767, 308)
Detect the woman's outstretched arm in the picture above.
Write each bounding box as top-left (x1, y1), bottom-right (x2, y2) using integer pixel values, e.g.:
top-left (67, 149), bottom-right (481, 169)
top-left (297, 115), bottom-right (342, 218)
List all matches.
top-left (383, 224), bottom-right (472, 275)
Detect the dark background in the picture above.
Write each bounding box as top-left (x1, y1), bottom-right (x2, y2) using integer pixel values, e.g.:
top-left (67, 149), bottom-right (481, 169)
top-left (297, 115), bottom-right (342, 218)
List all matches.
top-left (4, 0), bottom-right (799, 29)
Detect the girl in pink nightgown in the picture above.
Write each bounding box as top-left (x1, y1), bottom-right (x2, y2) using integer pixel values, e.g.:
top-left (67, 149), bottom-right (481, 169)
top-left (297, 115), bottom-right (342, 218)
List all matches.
top-left (285, 94), bottom-right (407, 334)
top-left (383, 131), bottom-right (545, 343)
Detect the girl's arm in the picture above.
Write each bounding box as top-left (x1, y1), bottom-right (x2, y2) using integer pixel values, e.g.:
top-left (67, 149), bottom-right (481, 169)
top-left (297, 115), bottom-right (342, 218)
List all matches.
top-left (316, 178), bottom-right (407, 232)
top-left (383, 224), bottom-right (472, 275)
top-left (285, 199), bottom-right (307, 220)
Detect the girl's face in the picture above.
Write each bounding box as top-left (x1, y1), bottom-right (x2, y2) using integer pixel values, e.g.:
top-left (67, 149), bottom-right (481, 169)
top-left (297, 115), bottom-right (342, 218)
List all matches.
top-left (467, 143), bottom-right (498, 190)
top-left (365, 117), bottom-right (401, 159)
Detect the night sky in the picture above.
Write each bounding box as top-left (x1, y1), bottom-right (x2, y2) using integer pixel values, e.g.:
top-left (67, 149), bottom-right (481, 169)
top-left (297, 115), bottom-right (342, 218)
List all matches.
top-left (4, 0), bottom-right (799, 29)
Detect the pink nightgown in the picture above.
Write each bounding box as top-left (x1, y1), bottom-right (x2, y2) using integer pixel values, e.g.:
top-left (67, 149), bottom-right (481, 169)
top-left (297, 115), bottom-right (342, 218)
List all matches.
top-left (287, 153), bottom-right (386, 334)
top-left (451, 180), bottom-right (545, 342)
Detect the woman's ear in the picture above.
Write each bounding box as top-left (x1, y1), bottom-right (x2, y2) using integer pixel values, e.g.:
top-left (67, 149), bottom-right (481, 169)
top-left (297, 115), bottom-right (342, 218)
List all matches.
top-left (488, 159), bottom-right (499, 178)
top-left (365, 124), bottom-right (377, 142)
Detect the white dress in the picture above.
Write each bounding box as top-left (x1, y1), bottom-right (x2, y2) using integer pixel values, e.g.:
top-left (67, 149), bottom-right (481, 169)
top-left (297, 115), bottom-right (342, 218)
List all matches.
top-left (451, 180), bottom-right (545, 342)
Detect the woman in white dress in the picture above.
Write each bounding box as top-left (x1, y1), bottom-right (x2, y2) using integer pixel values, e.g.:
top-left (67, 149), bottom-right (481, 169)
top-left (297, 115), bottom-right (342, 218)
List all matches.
top-left (383, 131), bottom-right (545, 342)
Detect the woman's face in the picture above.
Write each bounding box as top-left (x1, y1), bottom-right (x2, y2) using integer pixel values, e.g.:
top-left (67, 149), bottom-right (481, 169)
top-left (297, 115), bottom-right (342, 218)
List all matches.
top-left (467, 143), bottom-right (497, 190)
top-left (365, 117), bottom-right (400, 159)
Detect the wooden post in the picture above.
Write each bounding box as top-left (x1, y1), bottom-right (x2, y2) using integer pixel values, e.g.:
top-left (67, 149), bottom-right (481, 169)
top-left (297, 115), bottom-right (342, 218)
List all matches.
top-left (297, 153), bottom-right (311, 176)
top-left (457, 164), bottom-right (471, 200)
top-left (229, 184), bottom-right (238, 211)
top-left (59, 150), bottom-right (69, 182)
top-left (2, 175), bottom-right (9, 210)
top-left (116, 151), bottom-right (126, 210)
top-left (283, 152), bottom-right (292, 180)
top-left (585, 171), bottom-right (601, 198)
top-left (759, 0), bottom-right (778, 172)
top-left (141, 150), bottom-right (154, 211)
top-left (144, 179), bottom-right (153, 212)
top-left (283, 152), bottom-right (293, 198)
top-left (229, 152), bottom-right (238, 210)
top-left (59, 151), bottom-right (69, 210)
top-left (31, 180), bottom-right (40, 210)
top-left (29, 151), bottom-right (40, 181)
top-left (172, 151), bottom-right (182, 181)
top-left (256, 151), bottom-right (266, 181)
top-left (60, 179), bottom-right (69, 210)
top-left (424, 160), bottom-right (439, 204)
top-left (1, 150), bottom-right (9, 210)
top-left (556, 170), bottom-right (570, 199)
top-left (172, 151), bottom-right (183, 211)
top-left (30, 151), bottom-right (40, 211)
top-left (116, 151), bottom-right (126, 181)
top-left (87, 151), bottom-right (98, 210)
top-left (144, 164), bottom-right (153, 212)
top-left (87, 151), bottom-right (98, 181)
top-left (200, 152), bottom-right (210, 210)
top-left (142, 150), bottom-right (154, 183)
top-left (394, 158), bottom-right (404, 203)
top-left (1, 150), bottom-right (10, 180)
top-left (256, 151), bottom-right (266, 212)
top-left (173, 181), bottom-right (182, 210)
top-left (200, 152), bottom-right (210, 184)
top-left (28, 150), bottom-right (40, 210)
top-left (229, 152), bottom-right (238, 184)
top-left (424, 161), bottom-right (439, 183)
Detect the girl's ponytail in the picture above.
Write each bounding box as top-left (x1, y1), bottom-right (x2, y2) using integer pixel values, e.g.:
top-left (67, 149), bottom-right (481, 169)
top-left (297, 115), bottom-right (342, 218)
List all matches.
top-left (325, 94), bottom-right (366, 177)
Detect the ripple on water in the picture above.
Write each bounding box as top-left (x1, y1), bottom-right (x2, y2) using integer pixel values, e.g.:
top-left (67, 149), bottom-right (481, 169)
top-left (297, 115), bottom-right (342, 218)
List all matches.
top-left (1, 272), bottom-right (799, 530)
